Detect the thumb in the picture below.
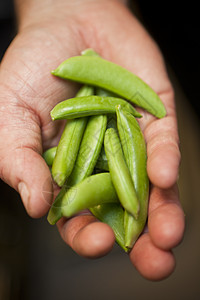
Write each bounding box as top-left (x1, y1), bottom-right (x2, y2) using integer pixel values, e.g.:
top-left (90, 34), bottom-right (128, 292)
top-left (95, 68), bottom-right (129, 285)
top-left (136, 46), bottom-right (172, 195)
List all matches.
top-left (0, 99), bottom-right (53, 218)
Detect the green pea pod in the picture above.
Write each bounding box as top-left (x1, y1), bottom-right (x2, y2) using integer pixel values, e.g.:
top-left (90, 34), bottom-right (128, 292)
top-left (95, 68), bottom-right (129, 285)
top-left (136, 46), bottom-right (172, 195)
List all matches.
top-left (104, 128), bottom-right (140, 219)
top-left (90, 203), bottom-right (127, 252)
top-left (48, 173), bottom-right (118, 224)
top-left (43, 146), bottom-right (57, 166)
top-left (116, 105), bottom-right (149, 249)
top-left (61, 173), bottom-right (119, 218)
top-left (52, 55), bottom-right (166, 118)
top-left (50, 96), bottom-right (141, 120)
top-left (51, 118), bottom-right (88, 186)
top-left (67, 114), bottom-right (107, 186)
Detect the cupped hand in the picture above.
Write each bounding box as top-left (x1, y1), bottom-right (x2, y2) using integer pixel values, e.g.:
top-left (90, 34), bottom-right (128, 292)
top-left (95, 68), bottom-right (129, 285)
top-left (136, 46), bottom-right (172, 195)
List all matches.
top-left (0, 0), bottom-right (185, 281)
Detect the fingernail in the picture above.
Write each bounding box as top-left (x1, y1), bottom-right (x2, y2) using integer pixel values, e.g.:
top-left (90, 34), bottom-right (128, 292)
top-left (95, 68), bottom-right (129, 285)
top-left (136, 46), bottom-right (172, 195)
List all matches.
top-left (18, 182), bottom-right (30, 209)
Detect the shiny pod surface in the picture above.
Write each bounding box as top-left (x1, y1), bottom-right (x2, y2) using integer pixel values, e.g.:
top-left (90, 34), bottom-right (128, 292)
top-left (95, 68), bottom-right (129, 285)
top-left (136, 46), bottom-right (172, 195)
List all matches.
top-left (48, 173), bottom-right (119, 224)
top-left (104, 128), bottom-right (140, 219)
top-left (52, 56), bottom-right (166, 118)
top-left (116, 106), bottom-right (149, 248)
top-left (52, 118), bottom-right (87, 186)
top-left (50, 96), bottom-right (141, 120)
top-left (61, 173), bottom-right (119, 218)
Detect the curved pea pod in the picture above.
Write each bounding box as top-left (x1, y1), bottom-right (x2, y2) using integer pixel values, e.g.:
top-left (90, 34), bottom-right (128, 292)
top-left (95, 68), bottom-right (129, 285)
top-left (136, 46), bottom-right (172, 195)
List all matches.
top-left (104, 128), bottom-right (140, 219)
top-left (90, 203), bottom-right (127, 252)
top-left (43, 146), bottom-right (57, 166)
top-left (52, 55), bottom-right (166, 118)
top-left (48, 173), bottom-right (118, 224)
top-left (116, 105), bottom-right (149, 249)
top-left (62, 173), bottom-right (119, 219)
top-left (67, 114), bottom-right (107, 186)
top-left (51, 117), bottom-right (87, 186)
top-left (50, 96), bottom-right (141, 120)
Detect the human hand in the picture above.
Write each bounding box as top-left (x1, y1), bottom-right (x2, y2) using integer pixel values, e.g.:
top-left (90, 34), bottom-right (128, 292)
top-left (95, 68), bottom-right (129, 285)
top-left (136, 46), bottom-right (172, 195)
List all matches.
top-left (0, 0), bottom-right (185, 281)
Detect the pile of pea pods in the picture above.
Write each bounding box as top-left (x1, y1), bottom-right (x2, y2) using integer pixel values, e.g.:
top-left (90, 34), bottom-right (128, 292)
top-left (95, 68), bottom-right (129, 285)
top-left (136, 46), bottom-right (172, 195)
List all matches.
top-left (43, 49), bottom-right (166, 252)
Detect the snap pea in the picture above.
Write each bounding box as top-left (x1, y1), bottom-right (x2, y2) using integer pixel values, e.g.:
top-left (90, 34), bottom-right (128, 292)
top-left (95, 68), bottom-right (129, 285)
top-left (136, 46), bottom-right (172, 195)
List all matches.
top-left (43, 146), bottom-right (57, 166)
top-left (48, 173), bottom-right (119, 223)
top-left (61, 173), bottom-right (119, 218)
top-left (50, 96), bottom-right (141, 121)
top-left (47, 49), bottom-right (151, 251)
top-left (116, 105), bottom-right (149, 202)
top-left (116, 105), bottom-right (149, 249)
top-left (67, 114), bottom-right (107, 186)
top-left (51, 118), bottom-right (87, 186)
top-left (104, 128), bottom-right (140, 219)
top-left (52, 55), bottom-right (166, 118)
top-left (90, 203), bottom-right (127, 252)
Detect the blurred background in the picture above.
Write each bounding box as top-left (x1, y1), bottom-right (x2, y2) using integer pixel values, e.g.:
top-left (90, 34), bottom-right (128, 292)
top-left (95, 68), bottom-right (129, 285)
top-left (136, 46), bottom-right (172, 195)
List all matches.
top-left (0, 0), bottom-right (200, 299)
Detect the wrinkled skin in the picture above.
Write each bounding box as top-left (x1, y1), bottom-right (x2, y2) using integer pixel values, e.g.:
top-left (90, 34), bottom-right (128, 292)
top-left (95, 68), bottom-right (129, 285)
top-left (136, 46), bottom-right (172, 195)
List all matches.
top-left (0, 0), bottom-right (185, 281)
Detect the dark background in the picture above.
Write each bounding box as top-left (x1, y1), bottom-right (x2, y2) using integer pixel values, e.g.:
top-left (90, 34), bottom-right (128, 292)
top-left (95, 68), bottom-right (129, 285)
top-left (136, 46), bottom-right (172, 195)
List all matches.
top-left (135, 1), bottom-right (200, 117)
top-left (0, 1), bottom-right (200, 299)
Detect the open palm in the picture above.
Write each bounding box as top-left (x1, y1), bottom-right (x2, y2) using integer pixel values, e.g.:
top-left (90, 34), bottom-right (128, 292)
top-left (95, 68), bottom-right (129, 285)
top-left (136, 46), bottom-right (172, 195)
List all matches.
top-left (0, 0), bottom-right (184, 280)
